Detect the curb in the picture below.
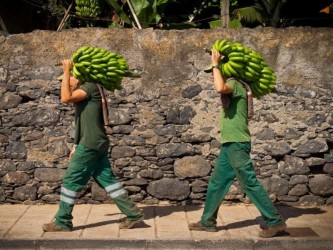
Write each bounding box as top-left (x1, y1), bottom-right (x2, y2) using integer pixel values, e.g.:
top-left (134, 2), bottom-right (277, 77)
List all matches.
top-left (1, 238), bottom-right (333, 250)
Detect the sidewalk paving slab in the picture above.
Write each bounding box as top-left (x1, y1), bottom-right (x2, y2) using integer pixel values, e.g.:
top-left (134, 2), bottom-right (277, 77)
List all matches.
top-left (0, 203), bottom-right (332, 249)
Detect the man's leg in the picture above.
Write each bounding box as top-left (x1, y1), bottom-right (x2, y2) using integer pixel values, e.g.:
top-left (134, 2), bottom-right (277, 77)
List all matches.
top-left (230, 142), bottom-right (286, 237)
top-left (92, 151), bottom-right (143, 228)
top-left (43, 144), bottom-right (99, 231)
top-left (190, 145), bottom-right (235, 231)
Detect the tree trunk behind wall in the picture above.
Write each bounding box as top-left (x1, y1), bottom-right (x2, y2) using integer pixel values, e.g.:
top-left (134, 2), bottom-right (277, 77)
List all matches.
top-left (221, 0), bottom-right (230, 28)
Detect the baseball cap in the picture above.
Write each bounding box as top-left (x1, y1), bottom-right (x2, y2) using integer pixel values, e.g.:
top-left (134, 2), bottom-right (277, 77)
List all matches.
top-left (203, 64), bottom-right (214, 73)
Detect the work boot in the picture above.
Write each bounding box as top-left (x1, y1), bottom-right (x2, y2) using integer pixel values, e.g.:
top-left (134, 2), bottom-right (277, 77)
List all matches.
top-left (42, 220), bottom-right (72, 232)
top-left (259, 222), bottom-right (287, 238)
top-left (119, 214), bottom-right (144, 229)
top-left (189, 222), bottom-right (218, 232)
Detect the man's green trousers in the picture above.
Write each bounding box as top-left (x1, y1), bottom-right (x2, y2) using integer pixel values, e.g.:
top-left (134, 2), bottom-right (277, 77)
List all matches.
top-left (54, 144), bottom-right (142, 229)
top-left (201, 142), bottom-right (284, 229)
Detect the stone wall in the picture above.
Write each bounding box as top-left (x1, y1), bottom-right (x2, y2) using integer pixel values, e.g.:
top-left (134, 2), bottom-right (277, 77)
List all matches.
top-left (0, 27), bottom-right (332, 206)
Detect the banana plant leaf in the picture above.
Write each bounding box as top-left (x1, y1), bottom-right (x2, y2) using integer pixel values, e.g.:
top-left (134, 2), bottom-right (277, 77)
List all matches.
top-left (104, 0), bottom-right (132, 24)
top-left (209, 19), bottom-right (242, 29)
top-left (130, 0), bottom-right (169, 27)
top-left (209, 20), bottom-right (221, 29)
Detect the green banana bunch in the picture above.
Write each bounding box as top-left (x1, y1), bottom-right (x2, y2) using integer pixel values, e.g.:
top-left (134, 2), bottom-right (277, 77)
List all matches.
top-left (75, 0), bottom-right (101, 17)
top-left (210, 39), bottom-right (277, 99)
top-left (71, 46), bottom-right (141, 92)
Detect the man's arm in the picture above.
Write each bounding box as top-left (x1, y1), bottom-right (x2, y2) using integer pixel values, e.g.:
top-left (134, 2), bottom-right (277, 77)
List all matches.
top-left (211, 49), bottom-right (233, 94)
top-left (60, 59), bottom-right (87, 104)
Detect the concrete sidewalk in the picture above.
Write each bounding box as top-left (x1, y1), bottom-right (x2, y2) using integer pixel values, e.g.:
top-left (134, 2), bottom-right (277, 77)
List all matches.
top-left (0, 203), bottom-right (333, 249)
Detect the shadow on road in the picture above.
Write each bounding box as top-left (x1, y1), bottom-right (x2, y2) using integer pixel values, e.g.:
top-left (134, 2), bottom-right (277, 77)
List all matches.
top-left (74, 203), bottom-right (328, 234)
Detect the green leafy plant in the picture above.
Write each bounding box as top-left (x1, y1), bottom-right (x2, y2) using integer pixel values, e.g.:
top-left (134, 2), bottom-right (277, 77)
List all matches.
top-left (104, 0), bottom-right (169, 28)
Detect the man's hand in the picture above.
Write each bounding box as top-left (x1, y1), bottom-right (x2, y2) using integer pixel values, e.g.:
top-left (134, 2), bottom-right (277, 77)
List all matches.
top-left (211, 49), bottom-right (223, 66)
top-left (62, 59), bottom-right (73, 72)
top-left (69, 146), bottom-right (76, 159)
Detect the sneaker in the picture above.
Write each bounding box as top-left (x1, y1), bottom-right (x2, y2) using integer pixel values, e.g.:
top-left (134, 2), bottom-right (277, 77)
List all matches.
top-left (42, 221), bottom-right (72, 232)
top-left (189, 222), bottom-right (217, 232)
top-left (259, 222), bottom-right (287, 238)
top-left (119, 215), bottom-right (144, 229)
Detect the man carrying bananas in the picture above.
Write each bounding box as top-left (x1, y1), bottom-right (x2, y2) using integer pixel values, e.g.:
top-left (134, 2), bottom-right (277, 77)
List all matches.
top-left (42, 59), bottom-right (144, 232)
top-left (189, 49), bottom-right (287, 238)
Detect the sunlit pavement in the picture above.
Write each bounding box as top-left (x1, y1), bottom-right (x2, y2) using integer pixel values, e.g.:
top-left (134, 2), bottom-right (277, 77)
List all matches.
top-left (0, 203), bottom-right (333, 249)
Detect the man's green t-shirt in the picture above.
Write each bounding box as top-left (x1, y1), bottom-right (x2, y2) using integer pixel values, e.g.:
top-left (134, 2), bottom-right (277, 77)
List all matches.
top-left (74, 82), bottom-right (109, 151)
top-left (220, 78), bottom-right (251, 144)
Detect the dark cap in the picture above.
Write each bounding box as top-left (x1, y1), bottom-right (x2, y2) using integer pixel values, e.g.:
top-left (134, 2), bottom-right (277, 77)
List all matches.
top-left (203, 64), bottom-right (213, 73)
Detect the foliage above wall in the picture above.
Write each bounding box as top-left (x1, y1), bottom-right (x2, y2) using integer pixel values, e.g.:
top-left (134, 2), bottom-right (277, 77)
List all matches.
top-left (0, 0), bottom-right (333, 35)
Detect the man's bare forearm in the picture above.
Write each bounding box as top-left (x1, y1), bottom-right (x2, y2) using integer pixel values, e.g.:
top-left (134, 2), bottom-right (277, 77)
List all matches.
top-left (60, 60), bottom-right (73, 103)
